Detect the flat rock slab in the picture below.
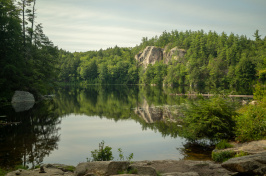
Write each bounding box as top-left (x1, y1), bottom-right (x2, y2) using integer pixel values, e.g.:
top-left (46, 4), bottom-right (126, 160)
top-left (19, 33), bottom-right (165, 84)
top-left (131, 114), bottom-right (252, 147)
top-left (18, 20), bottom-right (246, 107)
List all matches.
top-left (227, 140), bottom-right (266, 154)
top-left (132, 160), bottom-right (236, 176)
top-left (222, 152), bottom-right (266, 176)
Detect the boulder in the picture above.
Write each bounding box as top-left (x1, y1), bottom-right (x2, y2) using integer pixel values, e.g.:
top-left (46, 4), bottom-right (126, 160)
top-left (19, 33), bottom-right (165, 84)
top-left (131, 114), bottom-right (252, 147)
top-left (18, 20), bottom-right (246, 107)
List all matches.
top-left (135, 46), bottom-right (163, 69)
top-left (222, 152), bottom-right (266, 175)
top-left (74, 161), bottom-right (129, 176)
top-left (11, 91), bottom-right (35, 112)
top-left (129, 164), bottom-right (157, 176)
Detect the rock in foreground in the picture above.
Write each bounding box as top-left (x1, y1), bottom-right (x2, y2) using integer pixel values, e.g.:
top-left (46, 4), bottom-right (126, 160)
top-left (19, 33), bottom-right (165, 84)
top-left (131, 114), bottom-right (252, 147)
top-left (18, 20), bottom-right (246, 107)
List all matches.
top-left (74, 161), bottom-right (129, 176)
top-left (222, 152), bottom-right (266, 176)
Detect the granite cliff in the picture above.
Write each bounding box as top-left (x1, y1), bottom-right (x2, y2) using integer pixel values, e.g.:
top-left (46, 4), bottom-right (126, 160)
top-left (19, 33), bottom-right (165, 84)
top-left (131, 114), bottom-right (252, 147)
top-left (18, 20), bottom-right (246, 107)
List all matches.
top-left (135, 46), bottom-right (186, 69)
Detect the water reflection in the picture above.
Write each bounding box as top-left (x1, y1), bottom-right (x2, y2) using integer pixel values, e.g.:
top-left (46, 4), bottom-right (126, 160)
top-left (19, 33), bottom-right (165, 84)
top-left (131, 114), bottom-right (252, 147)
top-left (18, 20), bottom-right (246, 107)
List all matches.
top-left (0, 100), bottom-right (60, 169)
top-left (0, 85), bottom-right (252, 168)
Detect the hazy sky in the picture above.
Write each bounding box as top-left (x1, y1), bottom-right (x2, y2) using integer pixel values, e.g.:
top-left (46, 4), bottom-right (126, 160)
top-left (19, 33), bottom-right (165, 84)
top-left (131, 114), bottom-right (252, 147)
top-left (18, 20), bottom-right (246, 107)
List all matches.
top-left (35, 0), bottom-right (266, 52)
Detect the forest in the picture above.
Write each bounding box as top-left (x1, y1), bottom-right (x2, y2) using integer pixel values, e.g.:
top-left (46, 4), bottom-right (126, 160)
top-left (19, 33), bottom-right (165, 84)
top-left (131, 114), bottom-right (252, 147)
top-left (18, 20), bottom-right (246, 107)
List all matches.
top-left (57, 30), bottom-right (266, 93)
top-left (1, 0), bottom-right (266, 101)
top-left (0, 0), bottom-right (59, 102)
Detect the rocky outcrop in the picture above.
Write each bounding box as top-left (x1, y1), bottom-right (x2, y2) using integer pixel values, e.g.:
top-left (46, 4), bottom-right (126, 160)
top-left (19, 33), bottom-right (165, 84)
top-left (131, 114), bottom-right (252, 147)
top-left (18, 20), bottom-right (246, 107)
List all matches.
top-left (6, 160), bottom-right (237, 176)
top-left (74, 161), bottom-right (129, 176)
top-left (222, 152), bottom-right (266, 176)
top-left (131, 160), bottom-right (235, 176)
top-left (6, 164), bottom-right (75, 176)
top-left (135, 46), bottom-right (163, 68)
top-left (163, 47), bottom-right (186, 65)
top-left (214, 140), bottom-right (266, 155)
top-left (11, 91), bottom-right (35, 112)
top-left (135, 46), bottom-right (186, 69)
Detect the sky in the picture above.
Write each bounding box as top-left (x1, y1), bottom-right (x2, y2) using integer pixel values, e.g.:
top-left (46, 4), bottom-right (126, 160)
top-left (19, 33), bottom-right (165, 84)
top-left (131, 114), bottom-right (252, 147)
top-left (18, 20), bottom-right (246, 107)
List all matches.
top-left (35, 0), bottom-right (266, 52)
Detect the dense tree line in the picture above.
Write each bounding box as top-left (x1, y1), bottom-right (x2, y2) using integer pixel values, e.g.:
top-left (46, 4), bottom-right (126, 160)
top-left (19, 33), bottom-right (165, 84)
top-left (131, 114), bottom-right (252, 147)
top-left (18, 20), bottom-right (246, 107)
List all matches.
top-left (57, 30), bottom-right (266, 92)
top-left (0, 0), bottom-right (58, 102)
top-left (57, 46), bottom-right (138, 85)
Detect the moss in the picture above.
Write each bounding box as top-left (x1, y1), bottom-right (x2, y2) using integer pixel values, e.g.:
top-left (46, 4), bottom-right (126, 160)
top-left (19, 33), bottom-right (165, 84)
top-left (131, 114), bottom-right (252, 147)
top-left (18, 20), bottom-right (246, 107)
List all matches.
top-left (63, 166), bottom-right (75, 172)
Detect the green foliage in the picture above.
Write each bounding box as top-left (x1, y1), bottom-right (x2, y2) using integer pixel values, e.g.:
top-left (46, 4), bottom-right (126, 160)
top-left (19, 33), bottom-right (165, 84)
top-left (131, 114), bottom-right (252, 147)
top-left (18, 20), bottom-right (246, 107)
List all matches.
top-left (215, 140), bottom-right (233, 150)
top-left (0, 0), bottom-right (59, 101)
top-left (55, 29), bottom-right (266, 91)
top-left (212, 150), bottom-right (235, 162)
top-left (118, 168), bottom-right (138, 175)
top-left (253, 83), bottom-right (266, 101)
top-left (234, 151), bottom-right (248, 158)
top-left (91, 141), bottom-right (114, 161)
top-left (181, 96), bottom-right (237, 141)
top-left (234, 100), bottom-right (266, 142)
top-left (156, 171), bottom-right (162, 176)
top-left (117, 148), bottom-right (134, 162)
top-left (234, 83), bottom-right (266, 142)
top-left (0, 168), bottom-right (8, 176)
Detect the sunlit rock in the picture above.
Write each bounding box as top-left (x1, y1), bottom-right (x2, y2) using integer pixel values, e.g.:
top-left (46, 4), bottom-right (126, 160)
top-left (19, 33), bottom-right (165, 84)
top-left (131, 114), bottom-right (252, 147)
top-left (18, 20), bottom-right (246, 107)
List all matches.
top-left (135, 46), bottom-right (163, 69)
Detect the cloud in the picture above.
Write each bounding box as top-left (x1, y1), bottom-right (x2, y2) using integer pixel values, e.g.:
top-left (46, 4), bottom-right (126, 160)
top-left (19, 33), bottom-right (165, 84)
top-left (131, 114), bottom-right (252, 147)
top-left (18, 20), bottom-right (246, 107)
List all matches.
top-left (35, 0), bottom-right (266, 52)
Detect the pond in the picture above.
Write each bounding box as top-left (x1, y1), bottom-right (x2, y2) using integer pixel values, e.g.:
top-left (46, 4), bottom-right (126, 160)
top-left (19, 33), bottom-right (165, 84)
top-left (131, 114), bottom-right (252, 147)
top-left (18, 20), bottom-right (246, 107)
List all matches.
top-left (0, 85), bottom-right (251, 169)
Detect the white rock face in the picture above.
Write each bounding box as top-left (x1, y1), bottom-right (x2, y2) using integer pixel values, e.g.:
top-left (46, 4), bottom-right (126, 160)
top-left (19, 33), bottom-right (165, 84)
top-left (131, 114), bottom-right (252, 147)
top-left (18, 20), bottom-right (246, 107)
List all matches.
top-left (11, 91), bottom-right (35, 112)
top-left (135, 46), bottom-right (186, 69)
top-left (135, 46), bottom-right (163, 68)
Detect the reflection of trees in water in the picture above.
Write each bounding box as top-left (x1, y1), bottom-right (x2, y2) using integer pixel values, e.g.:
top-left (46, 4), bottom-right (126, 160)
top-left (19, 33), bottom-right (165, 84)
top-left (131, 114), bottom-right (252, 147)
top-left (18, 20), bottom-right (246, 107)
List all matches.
top-left (0, 100), bottom-right (61, 169)
top-left (178, 142), bottom-right (213, 161)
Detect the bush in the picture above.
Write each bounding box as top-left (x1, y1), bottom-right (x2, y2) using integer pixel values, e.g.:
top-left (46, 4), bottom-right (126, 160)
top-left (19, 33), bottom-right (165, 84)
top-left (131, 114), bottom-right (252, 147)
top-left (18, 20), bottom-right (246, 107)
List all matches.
top-left (181, 96), bottom-right (237, 141)
top-left (215, 139), bottom-right (233, 149)
top-left (234, 101), bottom-right (266, 142)
top-left (90, 141), bottom-right (134, 162)
top-left (212, 150), bottom-right (235, 162)
top-left (91, 141), bottom-right (114, 161)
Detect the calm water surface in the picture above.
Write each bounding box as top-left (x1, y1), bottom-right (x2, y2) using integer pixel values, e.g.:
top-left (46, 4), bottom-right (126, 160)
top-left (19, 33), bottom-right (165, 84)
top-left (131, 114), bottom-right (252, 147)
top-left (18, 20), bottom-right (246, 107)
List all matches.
top-left (1, 85), bottom-right (248, 168)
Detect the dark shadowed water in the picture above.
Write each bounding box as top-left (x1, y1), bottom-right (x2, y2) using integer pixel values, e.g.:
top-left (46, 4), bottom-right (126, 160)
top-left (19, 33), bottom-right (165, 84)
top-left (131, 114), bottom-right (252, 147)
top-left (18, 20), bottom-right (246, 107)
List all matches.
top-left (0, 85), bottom-right (251, 168)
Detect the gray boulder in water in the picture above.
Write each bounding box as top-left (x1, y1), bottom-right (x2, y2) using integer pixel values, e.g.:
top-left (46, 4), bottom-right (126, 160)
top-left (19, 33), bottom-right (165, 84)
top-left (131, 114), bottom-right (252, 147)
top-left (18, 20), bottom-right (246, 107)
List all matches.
top-left (11, 91), bottom-right (35, 112)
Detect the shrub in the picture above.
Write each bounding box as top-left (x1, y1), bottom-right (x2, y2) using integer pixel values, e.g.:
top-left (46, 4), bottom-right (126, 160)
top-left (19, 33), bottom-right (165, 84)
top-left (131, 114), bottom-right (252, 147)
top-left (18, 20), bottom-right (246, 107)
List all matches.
top-left (215, 139), bottom-right (233, 149)
top-left (90, 141), bottom-right (134, 162)
top-left (118, 148), bottom-right (134, 162)
top-left (181, 96), bottom-right (237, 141)
top-left (234, 100), bottom-right (266, 142)
top-left (212, 150), bottom-right (235, 162)
top-left (91, 141), bottom-right (114, 161)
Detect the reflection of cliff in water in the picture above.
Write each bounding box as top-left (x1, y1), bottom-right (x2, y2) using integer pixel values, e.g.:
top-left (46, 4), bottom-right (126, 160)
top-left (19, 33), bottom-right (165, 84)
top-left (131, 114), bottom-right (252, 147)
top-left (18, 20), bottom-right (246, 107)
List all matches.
top-left (0, 100), bottom-right (61, 169)
top-left (134, 99), bottom-right (181, 123)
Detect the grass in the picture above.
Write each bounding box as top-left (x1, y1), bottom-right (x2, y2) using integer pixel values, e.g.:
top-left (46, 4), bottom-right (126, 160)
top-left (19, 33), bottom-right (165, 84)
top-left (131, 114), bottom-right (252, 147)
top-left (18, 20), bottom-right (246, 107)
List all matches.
top-left (63, 166), bottom-right (75, 172)
top-left (215, 140), bottom-right (233, 150)
top-left (117, 168), bottom-right (138, 175)
top-left (234, 151), bottom-right (248, 158)
top-left (0, 165), bottom-right (28, 176)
